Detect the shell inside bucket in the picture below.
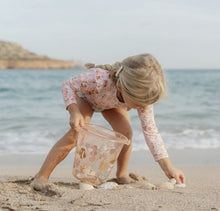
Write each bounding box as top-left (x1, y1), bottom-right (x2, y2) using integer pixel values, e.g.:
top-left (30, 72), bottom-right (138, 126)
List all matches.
top-left (72, 124), bottom-right (129, 185)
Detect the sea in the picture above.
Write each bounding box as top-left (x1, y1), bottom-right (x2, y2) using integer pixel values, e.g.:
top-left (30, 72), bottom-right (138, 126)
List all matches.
top-left (0, 69), bottom-right (220, 155)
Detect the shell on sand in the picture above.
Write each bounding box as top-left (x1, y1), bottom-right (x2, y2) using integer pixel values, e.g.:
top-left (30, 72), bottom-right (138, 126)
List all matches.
top-left (158, 182), bottom-right (175, 190)
top-left (79, 183), bottom-right (94, 190)
top-left (97, 182), bottom-right (119, 190)
top-left (169, 178), bottom-right (186, 188)
top-left (169, 178), bottom-right (177, 185)
top-left (175, 183), bottom-right (186, 188)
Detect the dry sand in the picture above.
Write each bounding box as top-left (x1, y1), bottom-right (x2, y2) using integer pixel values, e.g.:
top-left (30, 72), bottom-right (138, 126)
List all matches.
top-left (0, 149), bottom-right (220, 211)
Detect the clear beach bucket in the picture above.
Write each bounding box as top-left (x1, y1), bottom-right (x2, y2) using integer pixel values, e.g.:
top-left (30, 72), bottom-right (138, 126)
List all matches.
top-left (72, 124), bottom-right (130, 185)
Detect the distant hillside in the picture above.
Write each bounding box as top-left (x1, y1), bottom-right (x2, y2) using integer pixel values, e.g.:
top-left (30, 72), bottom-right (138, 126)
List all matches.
top-left (0, 40), bottom-right (51, 60)
top-left (0, 40), bottom-right (83, 69)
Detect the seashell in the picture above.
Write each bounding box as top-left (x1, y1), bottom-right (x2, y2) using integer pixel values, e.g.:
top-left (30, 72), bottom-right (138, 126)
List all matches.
top-left (169, 178), bottom-right (186, 188)
top-left (158, 182), bottom-right (174, 190)
top-left (169, 178), bottom-right (177, 185)
top-left (97, 182), bottom-right (119, 189)
top-left (175, 183), bottom-right (186, 188)
top-left (79, 183), bottom-right (94, 190)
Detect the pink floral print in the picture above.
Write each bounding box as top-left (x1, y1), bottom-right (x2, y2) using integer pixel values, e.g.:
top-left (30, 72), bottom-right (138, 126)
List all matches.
top-left (62, 68), bottom-right (168, 161)
top-left (138, 106), bottom-right (168, 161)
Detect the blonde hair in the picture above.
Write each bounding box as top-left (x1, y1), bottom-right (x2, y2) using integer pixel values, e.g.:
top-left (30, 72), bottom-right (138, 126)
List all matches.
top-left (85, 54), bottom-right (167, 107)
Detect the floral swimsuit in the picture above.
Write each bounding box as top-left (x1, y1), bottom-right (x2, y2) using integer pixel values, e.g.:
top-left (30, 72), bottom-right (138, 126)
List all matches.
top-left (62, 68), bottom-right (168, 161)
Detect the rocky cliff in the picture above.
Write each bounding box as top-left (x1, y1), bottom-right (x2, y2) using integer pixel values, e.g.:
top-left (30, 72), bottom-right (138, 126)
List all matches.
top-left (0, 40), bottom-right (83, 69)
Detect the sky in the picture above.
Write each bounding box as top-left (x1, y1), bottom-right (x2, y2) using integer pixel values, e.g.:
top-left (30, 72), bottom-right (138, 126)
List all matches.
top-left (0, 0), bottom-right (220, 69)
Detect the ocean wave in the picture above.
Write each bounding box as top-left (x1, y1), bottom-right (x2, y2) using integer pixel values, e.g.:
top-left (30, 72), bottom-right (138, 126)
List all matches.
top-left (0, 131), bottom-right (59, 154)
top-left (132, 128), bottom-right (220, 151)
top-left (0, 128), bottom-right (220, 154)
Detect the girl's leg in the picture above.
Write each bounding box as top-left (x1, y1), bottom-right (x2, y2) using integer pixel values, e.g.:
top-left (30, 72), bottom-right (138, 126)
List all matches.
top-left (34, 96), bottom-right (94, 181)
top-left (102, 108), bottom-right (133, 184)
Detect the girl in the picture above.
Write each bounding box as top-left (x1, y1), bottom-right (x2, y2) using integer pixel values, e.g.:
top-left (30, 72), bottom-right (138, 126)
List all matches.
top-left (32, 53), bottom-right (185, 188)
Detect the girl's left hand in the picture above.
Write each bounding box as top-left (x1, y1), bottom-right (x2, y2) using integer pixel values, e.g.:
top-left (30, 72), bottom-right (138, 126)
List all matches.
top-left (164, 166), bottom-right (185, 184)
top-left (158, 158), bottom-right (185, 184)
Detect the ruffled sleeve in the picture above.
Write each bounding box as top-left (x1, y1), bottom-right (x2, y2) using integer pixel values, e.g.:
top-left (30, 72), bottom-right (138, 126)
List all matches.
top-left (137, 105), bottom-right (168, 161)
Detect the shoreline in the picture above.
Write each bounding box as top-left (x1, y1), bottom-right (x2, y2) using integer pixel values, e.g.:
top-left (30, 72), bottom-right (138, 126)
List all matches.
top-left (0, 148), bottom-right (220, 167)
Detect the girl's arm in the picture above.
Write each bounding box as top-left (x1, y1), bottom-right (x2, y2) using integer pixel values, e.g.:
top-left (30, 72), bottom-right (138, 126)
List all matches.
top-left (158, 157), bottom-right (185, 184)
top-left (62, 74), bottom-right (84, 110)
top-left (62, 68), bottom-right (107, 110)
top-left (62, 69), bottom-right (98, 129)
top-left (137, 105), bottom-right (168, 161)
top-left (137, 105), bottom-right (185, 184)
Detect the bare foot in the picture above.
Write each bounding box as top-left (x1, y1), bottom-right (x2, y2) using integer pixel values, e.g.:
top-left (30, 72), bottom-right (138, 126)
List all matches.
top-left (30, 176), bottom-right (50, 191)
top-left (30, 177), bottom-right (61, 197)
top-left (117, 176), bottom-right (135, 184)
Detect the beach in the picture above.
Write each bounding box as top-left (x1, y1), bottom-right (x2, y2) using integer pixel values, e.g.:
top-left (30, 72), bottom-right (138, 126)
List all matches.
top-left (1, 0), bottom-right (220, 209)
top-left (1, 69), bottom-right (220, 210)
top-left (0, 149), bottom-right (219, 211)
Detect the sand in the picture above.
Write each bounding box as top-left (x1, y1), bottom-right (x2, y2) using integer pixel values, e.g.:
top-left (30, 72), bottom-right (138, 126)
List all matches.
top-left (0, 149), bottom-right (220, 211)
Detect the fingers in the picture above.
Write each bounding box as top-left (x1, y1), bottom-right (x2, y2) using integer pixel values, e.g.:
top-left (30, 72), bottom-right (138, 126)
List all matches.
top-left (70, 117), bottom-right (85, 131)
top-left (166, 168), bottom-right (185, 184)
top-left (175, 173), bottom-right (185, 184)
top-left (79, 118), bottom-right (85, 127)
top-left (175, 176), bottom-right (181, 184)
top-left (180, 174), bottom-right (185, 184)
top-left (164, 166), bottom-right (185, 184)
top-left (165, 172), bottom-right (172, 179)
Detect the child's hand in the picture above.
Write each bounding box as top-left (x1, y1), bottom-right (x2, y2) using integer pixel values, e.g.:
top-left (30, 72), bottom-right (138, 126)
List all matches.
top-left (67, 103), bottom-right (85, 131)
top-left (164, 166), bottom-right (185, 184)
top-left (69, 112), bottom-right (85, 131)
top-left (158, 157), bottom-right (185, 184)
